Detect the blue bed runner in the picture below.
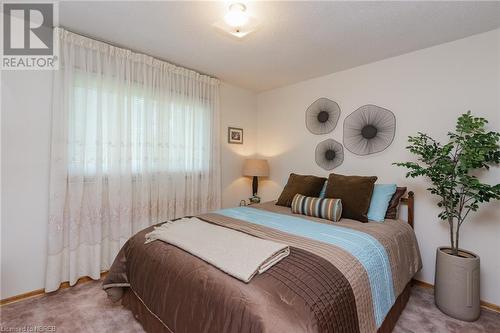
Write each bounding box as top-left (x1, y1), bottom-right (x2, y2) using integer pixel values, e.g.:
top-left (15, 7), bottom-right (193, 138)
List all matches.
top-left (215, 206), bottom-right (395, 327)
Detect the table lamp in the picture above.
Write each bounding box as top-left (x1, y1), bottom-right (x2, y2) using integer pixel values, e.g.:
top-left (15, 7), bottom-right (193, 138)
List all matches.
top-left (242, 159), bottom-right (269, 203)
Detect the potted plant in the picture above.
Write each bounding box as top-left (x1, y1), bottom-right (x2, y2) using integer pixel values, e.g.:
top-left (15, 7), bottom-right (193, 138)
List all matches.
top-left (395, 111), bottom-right (500, 321)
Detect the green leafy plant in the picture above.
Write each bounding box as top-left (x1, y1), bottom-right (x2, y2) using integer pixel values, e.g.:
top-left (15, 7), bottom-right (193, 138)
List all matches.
top-left (394, 111), bottom-right (500, 256)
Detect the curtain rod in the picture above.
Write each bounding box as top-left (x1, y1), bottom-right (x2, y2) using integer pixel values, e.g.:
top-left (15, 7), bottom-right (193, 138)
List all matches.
top-left (56, 25), bottom-right (220, 81)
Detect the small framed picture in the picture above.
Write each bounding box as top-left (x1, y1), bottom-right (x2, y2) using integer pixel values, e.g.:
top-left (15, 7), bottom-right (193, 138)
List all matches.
top-left (228, 127), bottom-right (243, 144)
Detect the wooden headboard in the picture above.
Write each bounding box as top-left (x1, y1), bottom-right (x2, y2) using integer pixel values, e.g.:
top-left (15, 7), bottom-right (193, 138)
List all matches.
top-left (400, 191), bottom-right (414, 229)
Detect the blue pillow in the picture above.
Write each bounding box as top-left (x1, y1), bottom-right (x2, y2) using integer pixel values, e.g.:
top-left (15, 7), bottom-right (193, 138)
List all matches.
top-left (367, 184), bottom-right (397, 222)
top-left (319, 181), bottom-right (328, 198)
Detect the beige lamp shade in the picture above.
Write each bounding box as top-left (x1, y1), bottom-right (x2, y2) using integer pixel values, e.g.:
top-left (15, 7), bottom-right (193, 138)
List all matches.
top-left (243, 159), bottom-right (269, 177)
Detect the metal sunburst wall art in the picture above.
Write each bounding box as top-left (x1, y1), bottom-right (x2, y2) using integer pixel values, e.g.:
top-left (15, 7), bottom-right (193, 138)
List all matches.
top-left (315, 139), bottom-right (344, 170)
top-left (305, 98), bottom-right (341, 135)
top-left (343, 104), bottom-right (396, 156)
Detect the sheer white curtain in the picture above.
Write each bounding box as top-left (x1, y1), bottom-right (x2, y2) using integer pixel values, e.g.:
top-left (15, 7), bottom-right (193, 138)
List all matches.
top-left (46, 28), bottom-right (221, 292)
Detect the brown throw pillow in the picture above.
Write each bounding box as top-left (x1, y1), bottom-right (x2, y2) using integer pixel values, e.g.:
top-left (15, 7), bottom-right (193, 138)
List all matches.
top-left (325, 173), bottom-right (377, 222)
top-left (276, 173), bottom-right (327, 207)
top-left (385, 187), bottom-right (407, 219)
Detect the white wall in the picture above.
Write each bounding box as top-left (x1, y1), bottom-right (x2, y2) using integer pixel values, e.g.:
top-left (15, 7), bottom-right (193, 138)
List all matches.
top-left (0, 75), bottom-right (257, 299)
top-left (1, 71), bottom-right (52, 300)
top-left (256, 29), bottom-right (500, 305)
top-left (220, 83), bottom-right (258, 208)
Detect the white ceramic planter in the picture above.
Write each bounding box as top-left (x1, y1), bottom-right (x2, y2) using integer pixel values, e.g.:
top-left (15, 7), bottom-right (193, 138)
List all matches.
top-left (434, 247), bottom-right (480, 321)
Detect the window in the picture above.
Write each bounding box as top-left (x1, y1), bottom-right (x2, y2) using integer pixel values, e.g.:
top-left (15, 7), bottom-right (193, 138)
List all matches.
top-left (68, 72), bottom-right (212, 176)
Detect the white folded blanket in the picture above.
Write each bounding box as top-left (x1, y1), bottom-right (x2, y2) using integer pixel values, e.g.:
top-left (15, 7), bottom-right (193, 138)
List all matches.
top-left (145, 217), bottom-right (290, 283)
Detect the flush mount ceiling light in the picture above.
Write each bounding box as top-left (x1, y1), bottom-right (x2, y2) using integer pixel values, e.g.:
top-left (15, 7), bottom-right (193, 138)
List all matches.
top-left (213, 2), bottom-right (258, 39)
top-left (224, 3), bottom-right (249, 27)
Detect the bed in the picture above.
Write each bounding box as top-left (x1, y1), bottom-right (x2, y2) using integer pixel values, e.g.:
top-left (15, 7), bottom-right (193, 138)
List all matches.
top-left (103, 193), bottom-right (421, 333)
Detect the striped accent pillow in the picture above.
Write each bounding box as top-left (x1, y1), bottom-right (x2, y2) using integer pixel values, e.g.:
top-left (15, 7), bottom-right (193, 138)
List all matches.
top-left (291, 194), bottom-right (342, 222)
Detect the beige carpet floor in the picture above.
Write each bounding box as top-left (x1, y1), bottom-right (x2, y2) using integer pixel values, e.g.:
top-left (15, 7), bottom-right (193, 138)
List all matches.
top-left (1, 280), bottom-right (499, 333)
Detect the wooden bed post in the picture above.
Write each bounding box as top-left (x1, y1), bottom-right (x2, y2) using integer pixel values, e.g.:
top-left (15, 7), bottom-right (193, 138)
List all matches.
top-left (400, 191), bottom-right (414, 229)
top-left (407, 191), bottom-right (414, 229)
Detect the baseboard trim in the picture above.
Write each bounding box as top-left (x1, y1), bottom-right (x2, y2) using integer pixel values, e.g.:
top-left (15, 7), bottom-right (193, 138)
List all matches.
top-left (412, 279), bottom-right (500, 313)
top-left (0, 272), bottom-right (108, 306)
top-left (412, 279), bottom-right (434, 289)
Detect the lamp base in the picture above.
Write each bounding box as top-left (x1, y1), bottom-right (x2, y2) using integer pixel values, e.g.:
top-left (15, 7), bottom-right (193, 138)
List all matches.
top-left (249, 196), bottom-right (261, 204)
top-left (252, 176), bottom-right (258, 197)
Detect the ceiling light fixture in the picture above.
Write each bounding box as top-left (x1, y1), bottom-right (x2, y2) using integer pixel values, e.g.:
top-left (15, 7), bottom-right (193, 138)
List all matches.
top-left (224, 3), bottom-right (249, 28)
top-left (213, 2), bottom-right (258, 39)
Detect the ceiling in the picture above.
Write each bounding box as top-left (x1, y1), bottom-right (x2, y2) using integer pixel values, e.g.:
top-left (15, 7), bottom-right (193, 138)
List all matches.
top-left (59, 1), bottom-right (500, 92)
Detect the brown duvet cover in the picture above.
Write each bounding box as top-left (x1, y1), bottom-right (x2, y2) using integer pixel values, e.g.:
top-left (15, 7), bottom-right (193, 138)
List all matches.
top-left (103, 202), bottom-right (421, 333)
